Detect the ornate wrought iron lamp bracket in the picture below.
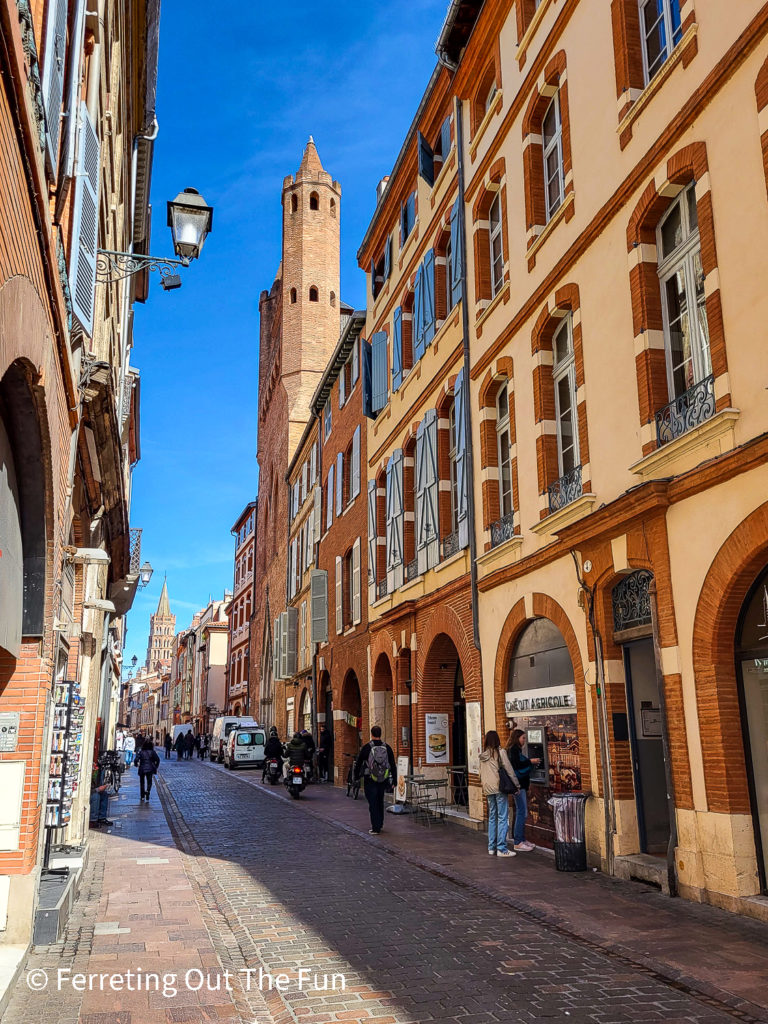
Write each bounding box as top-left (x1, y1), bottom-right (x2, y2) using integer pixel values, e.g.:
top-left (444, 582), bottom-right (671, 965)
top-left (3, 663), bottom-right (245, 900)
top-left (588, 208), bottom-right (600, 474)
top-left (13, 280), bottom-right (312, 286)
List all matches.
top-left (96, 249), bottom-right (190, 285)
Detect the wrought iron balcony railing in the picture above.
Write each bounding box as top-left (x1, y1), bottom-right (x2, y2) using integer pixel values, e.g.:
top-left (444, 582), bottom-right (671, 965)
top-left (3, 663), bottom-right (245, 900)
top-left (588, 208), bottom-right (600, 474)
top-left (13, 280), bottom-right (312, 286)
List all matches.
top-left (655, 373), bottom-right (715, 447)
top-left (490, 510), bottom-right (517, 548)
top-left (441, 531), bottom-right (460, 561)
top-left (548, 465), bottom-right (582, 514)
top-left (376, 579), bottom-right (388, 600)
top-left (405, 559), bottom-right (419, 582)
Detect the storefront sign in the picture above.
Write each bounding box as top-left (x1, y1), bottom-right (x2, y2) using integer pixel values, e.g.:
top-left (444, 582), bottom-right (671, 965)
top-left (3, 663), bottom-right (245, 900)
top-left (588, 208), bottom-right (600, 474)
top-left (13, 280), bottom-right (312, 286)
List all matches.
top-left (504, 683), bottom-right (577, 717)
top-left (286, 697), bottom-right (294, 711)
top-left (425, 713), bottom-right (449, 764)
top-left (466, 702), bottom-right (481, 775)
top-left (0, 713), bottom-right (19, 752)
top-left (395, 755), bottom-right (409, 802)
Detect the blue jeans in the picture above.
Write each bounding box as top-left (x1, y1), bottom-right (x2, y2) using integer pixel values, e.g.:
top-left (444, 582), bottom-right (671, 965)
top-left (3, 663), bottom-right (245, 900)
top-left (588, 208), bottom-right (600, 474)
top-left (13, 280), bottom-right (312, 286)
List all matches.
top-left (90, 788), bottom-right (109, 822)
top-left (487, 792), bottom-right (509, 853)
top-left (124, 750), bottom-right (134, 767)
top-left (513, 788), bottom-right (528, 845)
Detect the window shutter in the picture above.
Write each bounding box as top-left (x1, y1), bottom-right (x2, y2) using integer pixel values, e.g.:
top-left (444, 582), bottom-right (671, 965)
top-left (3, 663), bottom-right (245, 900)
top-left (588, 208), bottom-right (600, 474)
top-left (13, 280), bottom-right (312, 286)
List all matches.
top-left (417, 411), bottom-right (439, 573)
top-left (286, 607), bottom-right (298, 677)
top-left (300, 602), bottom-right (306, 668)
top-left (418, 131), bottom-right (435, 187)
top-left (352, 426), bottom-right (361, 499)
top-left (314, 486), bottom-right (322, 541)
top-left (41, 0), bottom-right (69, 176)
top-left (335, 556), bottom-right (343, 634)
top-left (440, 115), bottom-right (452, 161)
top-left (370, 256), bottom-right (377, 298)
top-left (413, 265), bottom-right (425, 362)
top-left (450, 199), bottom-right (463, 308)
top-left (407, 193), bottom-right (416, 235)
top-left (310, 569), bottom-right (328, 644)
top-left (310, 442), bottom-right (317, 483)
top-left (367, 479), bottom-right (377, 604)
top-left (416, 419), bottom-right (427, 574)
top-left (327, 463), bottom-right (334, 528)
top-left (362, 338), bottom-right (373, 418)
top-left (392, 307), bottom-right (403, 392)
top-left (385, 456), bottom-right (394, 592)
top-left (273, 617), bottom-right (280, 680)
top-left (370, 331), bottom-right (388, 413)
top-left (302, 461), bottom-right (308, 499)
top-left (336, 451), bottom-right (343, 514)
top-left (352, 538), bottom-right (362, 625)
top-left (386, 450), bottom-right (404, 592)
top-left (279, 611), bottom-right (289, 679)
top-left (339, 367), bottom-right (346, 408)
top-left (422, 249), bottom-right (436, 346)
top-left (384, 234), bottom-right (392, 281)
top-left (454, 369), bottom-right (469, 549)
top-left (58, 0), bottom-right (87, 183)
top-left (400, 201), bottom-right (406, 246)
top-left (70, 103), bottom-right (100, 336)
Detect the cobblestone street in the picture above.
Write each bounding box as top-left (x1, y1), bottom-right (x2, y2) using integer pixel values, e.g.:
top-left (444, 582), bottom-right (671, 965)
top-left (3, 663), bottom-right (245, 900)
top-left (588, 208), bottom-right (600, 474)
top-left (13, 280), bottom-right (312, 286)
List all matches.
top-left (4, 759), bottom-right (768, 1024)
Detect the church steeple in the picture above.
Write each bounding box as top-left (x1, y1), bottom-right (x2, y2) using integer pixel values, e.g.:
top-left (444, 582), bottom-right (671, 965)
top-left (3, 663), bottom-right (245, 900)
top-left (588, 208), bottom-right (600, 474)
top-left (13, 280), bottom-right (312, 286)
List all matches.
top-left (297, 135), bottom-right (324, 179)
top-left (145, 575), bottom-right (176, 671)
top-left (156, 575), bottom-right (170, 617)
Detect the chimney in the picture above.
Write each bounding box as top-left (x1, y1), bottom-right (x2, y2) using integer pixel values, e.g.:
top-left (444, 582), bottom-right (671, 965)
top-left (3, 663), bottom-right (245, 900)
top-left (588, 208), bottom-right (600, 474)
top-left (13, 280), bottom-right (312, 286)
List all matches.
top-left (376, 176), bottom-right (390, 204)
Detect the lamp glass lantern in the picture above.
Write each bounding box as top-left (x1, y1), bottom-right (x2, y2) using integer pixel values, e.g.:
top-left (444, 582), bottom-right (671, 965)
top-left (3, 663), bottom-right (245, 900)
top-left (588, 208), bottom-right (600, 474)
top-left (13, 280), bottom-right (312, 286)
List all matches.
top-left (139, 561), bottom-right (154, 588)
top-left (167, 188), bottom-right (213, 261)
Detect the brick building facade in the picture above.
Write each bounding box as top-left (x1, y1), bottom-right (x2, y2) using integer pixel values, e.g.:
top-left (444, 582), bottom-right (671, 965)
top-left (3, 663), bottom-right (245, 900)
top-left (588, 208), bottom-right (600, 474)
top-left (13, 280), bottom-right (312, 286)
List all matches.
top-left (226, 501), bottom-right (256, 715)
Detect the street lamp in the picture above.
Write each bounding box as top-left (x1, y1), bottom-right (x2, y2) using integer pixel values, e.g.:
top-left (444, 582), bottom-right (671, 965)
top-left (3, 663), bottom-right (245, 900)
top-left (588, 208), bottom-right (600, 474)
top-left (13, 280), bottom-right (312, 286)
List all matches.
top-left (96, 187), bottom-right (213, 289)
top-left (137, 561), bottom-right (154, 590)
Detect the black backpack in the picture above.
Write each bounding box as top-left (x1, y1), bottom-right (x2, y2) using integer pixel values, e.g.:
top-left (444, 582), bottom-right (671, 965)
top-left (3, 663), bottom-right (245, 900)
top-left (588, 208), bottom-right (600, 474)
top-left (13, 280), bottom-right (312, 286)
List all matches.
top-left (366, 743), bottom-right (390, 783)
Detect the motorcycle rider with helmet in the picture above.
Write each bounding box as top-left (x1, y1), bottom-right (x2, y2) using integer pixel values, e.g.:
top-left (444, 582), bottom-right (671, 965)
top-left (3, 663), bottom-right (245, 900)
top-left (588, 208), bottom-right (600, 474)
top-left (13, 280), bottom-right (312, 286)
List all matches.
top-left (262, 726), bottom-right (283, 783)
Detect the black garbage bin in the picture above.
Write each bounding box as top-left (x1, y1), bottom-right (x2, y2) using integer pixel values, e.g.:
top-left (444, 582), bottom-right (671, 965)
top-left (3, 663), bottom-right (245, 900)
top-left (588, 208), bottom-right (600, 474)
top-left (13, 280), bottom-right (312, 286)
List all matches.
top-left (548, 792), bottom-right (588, 871)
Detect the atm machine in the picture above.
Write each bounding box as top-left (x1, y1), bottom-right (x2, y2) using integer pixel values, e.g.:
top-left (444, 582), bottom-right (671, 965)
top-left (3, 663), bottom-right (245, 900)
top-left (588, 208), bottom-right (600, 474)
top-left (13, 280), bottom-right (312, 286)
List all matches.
top-left (524, 727), bottom-right (548, 785)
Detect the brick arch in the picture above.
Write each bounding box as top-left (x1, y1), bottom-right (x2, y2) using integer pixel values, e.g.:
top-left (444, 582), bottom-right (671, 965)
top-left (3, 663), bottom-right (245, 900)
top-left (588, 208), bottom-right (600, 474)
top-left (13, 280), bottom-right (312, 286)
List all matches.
top-left (418, 603), bottom-right (477, 702)
top-left (479, 356), bottom-right (514, 408)
top-left (470, 59), bottom-right (500, 137)
top-left (692, 502), bottom-right (768, 816)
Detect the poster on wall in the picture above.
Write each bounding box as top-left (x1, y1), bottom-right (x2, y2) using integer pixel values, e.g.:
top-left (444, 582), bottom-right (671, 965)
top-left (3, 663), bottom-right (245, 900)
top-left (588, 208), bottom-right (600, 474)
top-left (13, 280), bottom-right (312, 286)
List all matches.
top-left (395, 755), bottom-right (410, 802)
top-left (425, 713), bottom-right (449, 764)
top-left (466, 702), bottom-right (481, 775)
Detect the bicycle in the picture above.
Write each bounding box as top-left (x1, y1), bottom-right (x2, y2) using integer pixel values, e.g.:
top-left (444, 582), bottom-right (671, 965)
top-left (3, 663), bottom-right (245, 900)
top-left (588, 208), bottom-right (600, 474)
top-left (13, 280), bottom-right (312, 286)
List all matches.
top-left (97, 750), bottom-right (124, 793)
top-left (344, 753), bottom-right (360, 800)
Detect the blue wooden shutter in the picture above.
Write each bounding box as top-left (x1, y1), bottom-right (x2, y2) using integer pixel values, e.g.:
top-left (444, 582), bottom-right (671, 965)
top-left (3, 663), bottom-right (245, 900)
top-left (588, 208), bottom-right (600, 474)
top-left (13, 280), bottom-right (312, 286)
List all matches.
top-left (336, 451), bottom-right (343, 514)
top-left (417, 410), bottom-right (439, 573)
top-left (422, 249), bottom-right (436, 347)
top-left (407, 193), bottom-right (416, 235)
top-left (352, 425), bottom-right (361, 499)
top-left (327, 463), bottom-right (334, 528)
top-left (370, 257), bottom-right (377, 298)
top-left (370, 331), bottom-right (388, 413)
top-left (367, 479), bottom-right (377, 603)
top-left (361, 339), bottom-right (373, 418)
top-left (392, 307), bottom-right (403, 392)
top-left (450, 199), bottom-right (463, 308)
top-left (400, 202), bottom-right (406, 246)
top-left (454, 369), bottom-right (469, 550)
top-left (41, 0), bottom-right (69, 176)
top-left (70, 103), bottom-right (100, 336)
top-left (418, 131), bottom-right (434, 187)
top-left (59, 0), bottom-right (87, 183)
top-left (384, 235), bottom-right (392, 281)
top-left (413, 265), bottom-right (425, 362)
top-left (440, 115), bottom-right (452, 161)
top-left (386, 453), bottom-right (404, 593)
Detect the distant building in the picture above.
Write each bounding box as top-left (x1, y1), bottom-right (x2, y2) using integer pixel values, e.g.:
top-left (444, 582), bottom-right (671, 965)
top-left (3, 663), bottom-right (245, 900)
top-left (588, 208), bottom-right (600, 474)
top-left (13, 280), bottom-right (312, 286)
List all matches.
top-left (145, 578), bottom-right (176, 671)
top-left (227, 503), bottom-right (256, 715)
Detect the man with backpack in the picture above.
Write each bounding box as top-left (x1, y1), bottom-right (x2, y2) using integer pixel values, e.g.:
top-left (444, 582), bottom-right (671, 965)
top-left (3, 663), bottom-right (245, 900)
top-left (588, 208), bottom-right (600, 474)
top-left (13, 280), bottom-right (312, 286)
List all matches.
top-left (355, 726), bottom-right (397, 835)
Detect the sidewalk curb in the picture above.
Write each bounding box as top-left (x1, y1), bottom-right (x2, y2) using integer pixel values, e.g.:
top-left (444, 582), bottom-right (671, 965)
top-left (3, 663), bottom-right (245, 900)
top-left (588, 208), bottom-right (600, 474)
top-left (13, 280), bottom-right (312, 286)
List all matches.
top-left (199, 759), bottom-right (768, 1024)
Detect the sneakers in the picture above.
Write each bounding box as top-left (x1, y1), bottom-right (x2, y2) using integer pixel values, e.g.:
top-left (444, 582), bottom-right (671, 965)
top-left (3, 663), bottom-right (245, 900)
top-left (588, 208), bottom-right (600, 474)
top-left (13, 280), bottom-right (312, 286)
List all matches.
top-left (368, 829), bottom-right (381, 835)
top-left (487, 850), bottom-right (496, 856)
top-left (497, 850), bottom-right (516, 857)
top-left (514, 841), bottom-right (535, 852)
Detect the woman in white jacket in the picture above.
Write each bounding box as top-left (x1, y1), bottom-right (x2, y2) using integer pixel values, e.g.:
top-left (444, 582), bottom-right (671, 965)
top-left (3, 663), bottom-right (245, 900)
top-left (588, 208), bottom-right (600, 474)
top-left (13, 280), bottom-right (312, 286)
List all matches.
top-left (478, 730), bottom-right (519, 857)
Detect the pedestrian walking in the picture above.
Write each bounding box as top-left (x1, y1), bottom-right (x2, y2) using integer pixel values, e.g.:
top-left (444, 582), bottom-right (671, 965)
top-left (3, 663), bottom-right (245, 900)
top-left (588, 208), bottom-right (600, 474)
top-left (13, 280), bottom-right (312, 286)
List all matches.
top-left (194, 732), bottom-right (202, 758)
top-left (507, 728), bottom-right (540, 852)
top-left (164, 732), bottom-right (172, 759)
top-left (355, 726), bottom-right (396, 835)
top-left (317, 725), bottom-right (332, 782)
top-left (137, 739), bottom-right (160, 801)
top-left (174, 730), bottom-right (185, 760)
top-left (201, 733), bottom-right (210, 760)
top-left (479, 730), bottom-right (519, 857)
top-left (124, 732), bottom-right (136, 768)
top-left (184, 729), bottom-right (195, 760)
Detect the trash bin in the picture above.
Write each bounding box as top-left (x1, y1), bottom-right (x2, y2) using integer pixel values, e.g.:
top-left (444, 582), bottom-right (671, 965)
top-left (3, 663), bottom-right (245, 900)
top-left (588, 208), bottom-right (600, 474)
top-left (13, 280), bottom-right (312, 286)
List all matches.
top-left (547, 792), bottom-right (588, 871)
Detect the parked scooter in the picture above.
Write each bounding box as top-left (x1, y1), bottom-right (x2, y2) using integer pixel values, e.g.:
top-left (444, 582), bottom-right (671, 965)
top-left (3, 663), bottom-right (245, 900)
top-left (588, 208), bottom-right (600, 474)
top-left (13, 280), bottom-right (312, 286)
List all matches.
top-left (265, 757), bottom-right (281, 785)
top-left (283, 762), bottom-right (306, 798)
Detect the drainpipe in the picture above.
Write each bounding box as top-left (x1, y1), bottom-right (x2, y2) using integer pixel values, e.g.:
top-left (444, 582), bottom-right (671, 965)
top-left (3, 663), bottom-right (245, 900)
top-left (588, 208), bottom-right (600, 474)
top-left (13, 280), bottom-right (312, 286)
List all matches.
top-left (649, 578), bottom-right (679, 896)
top-left (453, 97), bottom-right (481, 653)
top-left (571, 551), bottom-right (616, 876)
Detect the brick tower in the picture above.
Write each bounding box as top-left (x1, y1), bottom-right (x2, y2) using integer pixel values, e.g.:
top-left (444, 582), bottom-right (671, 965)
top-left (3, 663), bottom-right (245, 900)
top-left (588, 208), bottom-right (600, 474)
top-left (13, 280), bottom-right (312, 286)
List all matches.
top-left (280, 137), bottom-right (342, 459)
top-left (145, 577), bottom-right (176, 671)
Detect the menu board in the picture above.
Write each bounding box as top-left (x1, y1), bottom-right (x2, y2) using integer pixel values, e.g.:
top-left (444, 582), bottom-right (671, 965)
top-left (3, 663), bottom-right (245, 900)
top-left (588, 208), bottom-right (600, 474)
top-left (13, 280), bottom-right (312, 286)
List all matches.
top-left (45, 680), bottom-right (85, 829)
top-left (425, 713), bottom-right (449, 765)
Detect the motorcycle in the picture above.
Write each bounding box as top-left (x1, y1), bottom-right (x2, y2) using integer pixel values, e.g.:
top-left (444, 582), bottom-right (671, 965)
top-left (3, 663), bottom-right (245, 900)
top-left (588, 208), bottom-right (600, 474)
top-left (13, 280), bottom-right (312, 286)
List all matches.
top-left (265, 757), bottom-right (281, 785)
top-left (283, 762), bottom-right (306, 799)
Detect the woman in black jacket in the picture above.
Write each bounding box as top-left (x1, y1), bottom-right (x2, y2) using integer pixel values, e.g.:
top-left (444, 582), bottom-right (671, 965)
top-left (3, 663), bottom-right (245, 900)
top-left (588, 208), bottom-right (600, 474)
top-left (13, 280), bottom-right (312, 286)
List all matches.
top-left (136, 739), bottom-right (160, 802)
top-left (507, 729), bottom-right (541, 852)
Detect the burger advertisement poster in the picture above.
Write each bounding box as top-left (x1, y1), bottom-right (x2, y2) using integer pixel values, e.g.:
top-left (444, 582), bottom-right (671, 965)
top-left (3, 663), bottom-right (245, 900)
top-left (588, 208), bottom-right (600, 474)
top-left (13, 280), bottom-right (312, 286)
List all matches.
top-left (425, 713), bottom-right (449, 764)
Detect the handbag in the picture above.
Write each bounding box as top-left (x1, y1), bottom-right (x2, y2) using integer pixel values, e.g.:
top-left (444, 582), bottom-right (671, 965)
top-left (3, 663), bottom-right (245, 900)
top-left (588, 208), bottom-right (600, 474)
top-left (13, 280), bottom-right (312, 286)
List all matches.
top-left (497, 754), bottom-right (518, 795)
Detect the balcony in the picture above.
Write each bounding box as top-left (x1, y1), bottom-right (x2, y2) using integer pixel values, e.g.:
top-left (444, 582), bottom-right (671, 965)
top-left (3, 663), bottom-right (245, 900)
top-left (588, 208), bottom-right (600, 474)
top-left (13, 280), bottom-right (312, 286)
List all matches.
top-left (376, 579), bottom-right (388, 600)
top-left (129, 528), bottom-right (142, 573)
top-left (441, 531), bottom-right (459, 561)
top-left (655, 374), bottom-right (715, 447)
top-left (548, 465), bottom-right (582, 514)
top-left (405, 558), bottom-right (419, 583)
top-left (490, 511), bottom-right (516, 549)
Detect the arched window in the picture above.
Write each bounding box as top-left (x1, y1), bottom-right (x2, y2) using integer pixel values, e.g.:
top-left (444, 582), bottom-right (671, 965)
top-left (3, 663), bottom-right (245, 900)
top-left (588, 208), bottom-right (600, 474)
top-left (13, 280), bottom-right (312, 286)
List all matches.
top-left (310, 191), bottom-right (319, 211)
top-left (330, 291), bottom-right (336, 307)
top-left (472, 62), bottom-right (499, 135)
top-left (291, 193), bottom-right (298, 213)
top-left (290, 287), bottom-right (297, 304)
top-left (309, 286), bottom-right (319, 302)
top-left (542, 93), bottom-right (565, 222)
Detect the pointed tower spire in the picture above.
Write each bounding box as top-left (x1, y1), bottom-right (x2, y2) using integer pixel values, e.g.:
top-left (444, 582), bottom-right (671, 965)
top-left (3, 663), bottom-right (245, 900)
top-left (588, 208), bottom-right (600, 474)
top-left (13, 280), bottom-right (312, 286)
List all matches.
top-left (297, 135), bottom-right (324, 178)
top-left (156, 575), bottom-right (170, 617)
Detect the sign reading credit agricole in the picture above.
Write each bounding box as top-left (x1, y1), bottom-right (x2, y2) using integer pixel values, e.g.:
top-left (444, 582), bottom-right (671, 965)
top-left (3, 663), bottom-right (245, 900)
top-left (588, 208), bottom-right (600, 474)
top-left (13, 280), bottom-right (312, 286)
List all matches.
top-left (504, 683), bottom-right (577, 717)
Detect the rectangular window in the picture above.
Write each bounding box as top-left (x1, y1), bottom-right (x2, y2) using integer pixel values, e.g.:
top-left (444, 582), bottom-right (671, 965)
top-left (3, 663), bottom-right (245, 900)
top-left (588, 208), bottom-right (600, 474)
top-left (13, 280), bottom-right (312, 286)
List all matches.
top-left (488, 193), bottom-right (504, 297)
top-left (640, 0), bottom-right (683, 83)
top-left (401, 191), bottom-right (416, 245)
top-left (496, 384), bottom-right (513, 517)
top-left (542, 94), bottom-right (564, 222)
top-left (552, 317), bottom-right (579, 476)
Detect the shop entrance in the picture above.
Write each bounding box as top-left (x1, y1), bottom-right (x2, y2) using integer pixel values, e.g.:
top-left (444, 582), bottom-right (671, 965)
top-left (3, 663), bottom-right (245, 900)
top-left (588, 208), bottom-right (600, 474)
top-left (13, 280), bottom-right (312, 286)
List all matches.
top-left (372, 654), bottom-right (394, 750)
top-left (421, 634), bottom-right (466, 795)
top-left (339, 671), bottom-right (363, 780)
top-left (320, 672), bottom-right (334, 782)
top-left (736, 565), bottom-right (768, 894)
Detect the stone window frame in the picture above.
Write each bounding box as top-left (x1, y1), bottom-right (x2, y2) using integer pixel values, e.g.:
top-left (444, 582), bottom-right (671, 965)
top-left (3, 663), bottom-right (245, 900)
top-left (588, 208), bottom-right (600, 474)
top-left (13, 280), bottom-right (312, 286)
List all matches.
top-left (471, 158), bottom-right (509, 316)
top-left (611, 0), bottom-right (698, 149)
top-left (522, 51), bottom-right (575, 269)
top-left (626, 142), bottom-right (729, 457)
top-left (531, 283), bottom-right (591, 520)
top-left (478, 356), bottom-right (519, 550)
top-left (470, 55), bottom-right (502, 139)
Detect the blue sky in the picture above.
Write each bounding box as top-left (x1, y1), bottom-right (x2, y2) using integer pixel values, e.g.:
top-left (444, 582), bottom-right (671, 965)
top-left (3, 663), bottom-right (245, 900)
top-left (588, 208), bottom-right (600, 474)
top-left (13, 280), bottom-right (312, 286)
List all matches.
top-left (124, 0), bottom-right (449, 665)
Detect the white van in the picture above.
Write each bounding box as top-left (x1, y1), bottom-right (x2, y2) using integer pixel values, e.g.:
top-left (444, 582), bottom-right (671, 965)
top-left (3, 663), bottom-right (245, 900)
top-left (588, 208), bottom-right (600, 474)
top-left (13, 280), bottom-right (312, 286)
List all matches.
top-left (211, 715), bottom-right (257, 762)
top-left (225, 726), bottom-right (267, 770)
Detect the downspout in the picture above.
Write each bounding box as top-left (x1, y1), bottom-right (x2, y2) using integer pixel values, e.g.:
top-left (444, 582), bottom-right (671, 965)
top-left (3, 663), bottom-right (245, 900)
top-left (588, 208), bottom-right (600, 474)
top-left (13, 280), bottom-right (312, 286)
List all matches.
top-left (571, 551), bottom-right (616, 877)
top-left (451, 89), bottom-right (481, 652)
top-left (649, 578), bottom-right (679, 896)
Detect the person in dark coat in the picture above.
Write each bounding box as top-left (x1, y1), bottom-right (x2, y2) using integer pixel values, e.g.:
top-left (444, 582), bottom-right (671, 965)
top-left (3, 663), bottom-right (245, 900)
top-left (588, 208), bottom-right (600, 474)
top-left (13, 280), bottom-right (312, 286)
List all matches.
top-left (184, 729), bottom-right (195, 760)
top-left (262, 727), bottom-right (283, 781)
top-left (137, 739), bottom-right (160, 801)
top-left (355, 726), bottom-right (397, 835)
top-left (163, 732), bottom-right (172, 759)
top-left (301, 729), bottom-right (316, 780)
top-left (194, 732), bottom-right (202, 757)
top-left (317, 726), bottom-right (332, 782)
top-left (174, 731), bottom-right (185, 760)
